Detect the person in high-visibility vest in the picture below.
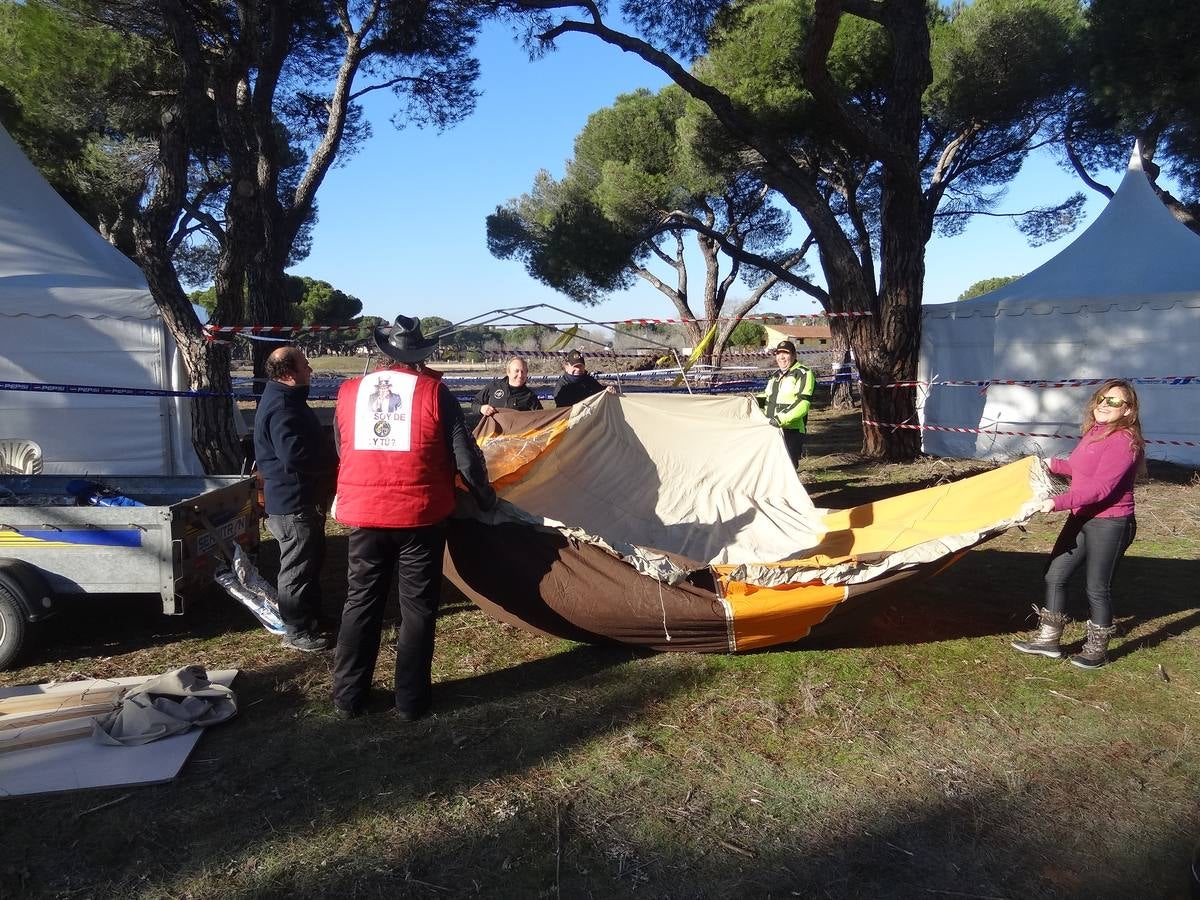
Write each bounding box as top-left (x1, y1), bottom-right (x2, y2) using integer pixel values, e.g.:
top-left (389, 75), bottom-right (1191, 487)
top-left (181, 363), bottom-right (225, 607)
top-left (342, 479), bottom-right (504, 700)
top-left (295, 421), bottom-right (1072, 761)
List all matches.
top-left (757, 340), bottom-right (816, 466)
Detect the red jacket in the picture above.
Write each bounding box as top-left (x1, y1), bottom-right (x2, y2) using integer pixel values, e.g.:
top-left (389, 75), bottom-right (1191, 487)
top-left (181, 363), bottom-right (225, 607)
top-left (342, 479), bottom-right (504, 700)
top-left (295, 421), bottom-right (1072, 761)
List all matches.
top-left (333, 367), bottom-right (455, 528)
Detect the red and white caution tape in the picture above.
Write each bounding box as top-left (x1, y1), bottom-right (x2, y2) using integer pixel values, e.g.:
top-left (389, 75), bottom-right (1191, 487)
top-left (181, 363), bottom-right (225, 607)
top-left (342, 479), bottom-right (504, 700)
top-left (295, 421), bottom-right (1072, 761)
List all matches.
top-left (863, 419), bottom-right (1199, 447)
top-left (615, 311), bottom-right (870, 325)
top-left (470, 347), bottom-right (836, 360)
top-left (873, 376), bottom-right (1198, 389)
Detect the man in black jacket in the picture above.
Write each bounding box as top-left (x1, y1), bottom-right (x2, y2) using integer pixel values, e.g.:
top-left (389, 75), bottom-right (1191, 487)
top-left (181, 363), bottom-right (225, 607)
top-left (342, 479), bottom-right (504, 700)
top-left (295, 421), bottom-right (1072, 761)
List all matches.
top-left (553, 350), bottom-right (617, 407)
top-left (473, 355), bottom-right (541, 416)
top-left (254, 346), bottom-right (338, 652)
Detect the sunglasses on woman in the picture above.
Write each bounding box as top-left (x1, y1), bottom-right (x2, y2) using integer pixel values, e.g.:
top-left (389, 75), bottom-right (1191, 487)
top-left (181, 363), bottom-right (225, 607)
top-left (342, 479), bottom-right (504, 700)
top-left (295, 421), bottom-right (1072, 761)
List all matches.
top-left (1098, 396), bottom-right (1129, 408)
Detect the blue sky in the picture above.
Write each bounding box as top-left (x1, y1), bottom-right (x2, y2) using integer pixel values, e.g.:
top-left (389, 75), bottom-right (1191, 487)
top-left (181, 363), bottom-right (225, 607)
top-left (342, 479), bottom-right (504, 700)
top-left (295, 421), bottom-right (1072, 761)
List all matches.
top-left (290, 20), bottom-right (1134, 326)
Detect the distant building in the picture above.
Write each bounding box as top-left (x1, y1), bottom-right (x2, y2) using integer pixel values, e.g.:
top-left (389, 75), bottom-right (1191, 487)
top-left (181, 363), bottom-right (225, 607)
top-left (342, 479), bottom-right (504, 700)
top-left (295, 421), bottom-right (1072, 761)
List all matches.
top-left (762, 323), bottom-right (832, 348)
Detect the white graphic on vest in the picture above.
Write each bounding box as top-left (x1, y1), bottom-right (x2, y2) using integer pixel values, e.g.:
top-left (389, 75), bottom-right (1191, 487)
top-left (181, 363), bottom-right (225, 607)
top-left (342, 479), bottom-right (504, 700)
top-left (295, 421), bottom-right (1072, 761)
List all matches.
top-left (354, 371), bottom-right (417, 451)
top-left (371, 377), bottom-right (404, 413)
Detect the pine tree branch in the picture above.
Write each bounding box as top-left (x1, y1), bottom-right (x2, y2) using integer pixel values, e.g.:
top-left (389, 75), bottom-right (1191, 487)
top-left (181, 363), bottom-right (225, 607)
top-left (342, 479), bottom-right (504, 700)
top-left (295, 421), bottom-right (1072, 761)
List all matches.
top-left (651, 212), bottom-right (827, 304)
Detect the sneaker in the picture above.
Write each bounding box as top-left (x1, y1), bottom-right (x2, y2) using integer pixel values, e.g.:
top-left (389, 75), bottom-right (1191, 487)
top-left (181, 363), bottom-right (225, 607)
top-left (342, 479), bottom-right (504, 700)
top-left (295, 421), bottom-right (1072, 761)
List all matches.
top-left (393, 704), bottom-right (429, 724)
top-left (281, 632), bottom-right (332, 653)
top-left (333, 702), bottom-right (363, 721)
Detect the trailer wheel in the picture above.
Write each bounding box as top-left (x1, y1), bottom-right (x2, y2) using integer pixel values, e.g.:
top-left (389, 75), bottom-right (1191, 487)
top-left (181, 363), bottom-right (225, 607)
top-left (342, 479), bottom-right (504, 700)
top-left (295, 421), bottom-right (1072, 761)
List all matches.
top-left (0, 582), bottom-right (29, 670)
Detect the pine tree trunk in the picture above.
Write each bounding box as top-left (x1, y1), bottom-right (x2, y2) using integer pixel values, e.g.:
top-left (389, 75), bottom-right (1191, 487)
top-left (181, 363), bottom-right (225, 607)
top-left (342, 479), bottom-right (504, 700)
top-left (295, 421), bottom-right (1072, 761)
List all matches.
top-left (139, 253), bottom-right (243, 474)
top-left (858, 373), bottom-right (920, 460)
top-left (176, 336), bottom-right (242, 474)
top-left (858, 0), bottom-right (929, 461)
top-left (830, 320), bottom-right (855, 410)
top-left (130, 92), bottom-right (241, 475)
top-left (212, 181), bottom-right (255, 330)
top-left (831, 381), bottom-right (855, 410)
top-left (857, 160), bottom-right (927, 460)
top-left (247, 251), bottom-right (293, 393)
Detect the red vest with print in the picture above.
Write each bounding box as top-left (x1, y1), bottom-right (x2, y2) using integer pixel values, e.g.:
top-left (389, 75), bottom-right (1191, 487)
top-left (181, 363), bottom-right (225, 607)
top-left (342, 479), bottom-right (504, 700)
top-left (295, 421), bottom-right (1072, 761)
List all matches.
top-left (334, 367), bottom-right (455, 528)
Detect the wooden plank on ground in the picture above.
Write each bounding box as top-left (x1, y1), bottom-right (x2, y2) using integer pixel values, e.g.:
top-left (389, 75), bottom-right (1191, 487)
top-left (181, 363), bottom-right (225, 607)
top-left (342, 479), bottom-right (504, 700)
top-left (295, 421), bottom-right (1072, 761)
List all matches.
top-left (0, 686), bottom-right (126, 716)
top-left (0, 703), bottom-right (119, 731)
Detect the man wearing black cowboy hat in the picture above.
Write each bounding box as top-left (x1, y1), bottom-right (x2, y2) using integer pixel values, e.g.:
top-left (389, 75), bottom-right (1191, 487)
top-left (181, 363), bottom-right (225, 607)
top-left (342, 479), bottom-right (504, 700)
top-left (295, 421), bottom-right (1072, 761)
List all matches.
top-left (330, 315), bottom-right (496, 721)
top-left (757, 340), bottom-right (817, 466)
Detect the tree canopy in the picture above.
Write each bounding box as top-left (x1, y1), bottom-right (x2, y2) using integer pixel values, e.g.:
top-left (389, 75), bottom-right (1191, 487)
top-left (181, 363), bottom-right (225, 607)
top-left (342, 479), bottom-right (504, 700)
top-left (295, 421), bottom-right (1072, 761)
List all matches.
top-left (957, 275), bottom-right (1022, 301)
top-left (506, 0), bottom-right (1086, 458)
top-left (488, 84), bottom-right (813, 360)
top-left (418, 315), bottom-right (504, 352)
top-left (1, 0), bottom-right (488, 471)
top-left (727, 320), bottom-right (766, 347)
top-left (189, 275), bottom-right (362, 324)
top-left (288, 277), bottom-right (364, 326)
top-left (1059, 0), bottom-right (1200, 231)
top-left (0, 1), bottom-right (193, 252)
top-left (503, 324), bottom-right (555, 349)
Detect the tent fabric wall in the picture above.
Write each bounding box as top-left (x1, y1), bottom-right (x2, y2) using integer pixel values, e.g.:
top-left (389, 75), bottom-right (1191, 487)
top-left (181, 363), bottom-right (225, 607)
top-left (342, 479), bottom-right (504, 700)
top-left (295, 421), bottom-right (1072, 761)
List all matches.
top-left (0, 126), bottom-right (202, 475)
top-left (919, 146), bottom-right (1200, 467)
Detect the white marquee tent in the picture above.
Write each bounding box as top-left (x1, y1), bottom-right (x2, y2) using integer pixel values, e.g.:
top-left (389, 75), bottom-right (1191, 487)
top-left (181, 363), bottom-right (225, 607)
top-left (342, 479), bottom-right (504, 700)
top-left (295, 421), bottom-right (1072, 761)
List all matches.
top-left (919, 145), bottom-right (1200, 467)
top-left (0, 125), bottom-right (202, 475)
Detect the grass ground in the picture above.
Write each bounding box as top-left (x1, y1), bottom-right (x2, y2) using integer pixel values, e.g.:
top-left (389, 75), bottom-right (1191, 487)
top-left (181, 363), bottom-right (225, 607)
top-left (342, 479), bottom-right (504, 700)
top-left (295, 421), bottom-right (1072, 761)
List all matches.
top-left (2, 404), bottom-right (1198, 899)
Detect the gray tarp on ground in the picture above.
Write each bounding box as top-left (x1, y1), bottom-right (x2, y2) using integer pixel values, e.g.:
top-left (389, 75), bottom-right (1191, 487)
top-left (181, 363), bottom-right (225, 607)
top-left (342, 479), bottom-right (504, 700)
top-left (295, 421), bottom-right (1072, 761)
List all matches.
top-left (93, 665), bottom-right (237, 746)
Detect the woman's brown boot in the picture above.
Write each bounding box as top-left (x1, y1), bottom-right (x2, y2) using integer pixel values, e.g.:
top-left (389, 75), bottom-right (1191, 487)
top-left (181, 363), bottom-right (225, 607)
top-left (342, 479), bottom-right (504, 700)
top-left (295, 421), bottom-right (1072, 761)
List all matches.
top-left (1010, 605), bottom-right (1068, 659)
top-left (1070, 620), bottom-right (1117, 669)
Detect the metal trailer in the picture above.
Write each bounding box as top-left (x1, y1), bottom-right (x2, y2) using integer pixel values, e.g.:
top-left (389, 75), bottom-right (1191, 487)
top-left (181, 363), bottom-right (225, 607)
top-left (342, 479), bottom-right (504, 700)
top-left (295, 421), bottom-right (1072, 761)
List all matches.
top-left (0, 475), bottom-right (260, 669)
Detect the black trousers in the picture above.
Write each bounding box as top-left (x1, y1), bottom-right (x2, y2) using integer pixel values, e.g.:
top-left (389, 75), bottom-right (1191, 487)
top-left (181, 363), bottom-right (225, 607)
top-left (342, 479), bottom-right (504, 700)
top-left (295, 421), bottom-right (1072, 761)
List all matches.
top-left (266, 508), bottom-right (327, 637)
top-left (1044, 513), bottom-right (1137, 627)
top-left (332, 522), bottom-right (447, 715)
top-left (781, 428), bottom-right (805, 467)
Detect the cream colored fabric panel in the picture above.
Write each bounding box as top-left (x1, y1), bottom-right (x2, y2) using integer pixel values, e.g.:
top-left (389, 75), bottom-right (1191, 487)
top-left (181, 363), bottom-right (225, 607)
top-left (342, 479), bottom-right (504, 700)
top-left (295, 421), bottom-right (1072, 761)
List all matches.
top-left (497, 392), bottom-right (823, 565)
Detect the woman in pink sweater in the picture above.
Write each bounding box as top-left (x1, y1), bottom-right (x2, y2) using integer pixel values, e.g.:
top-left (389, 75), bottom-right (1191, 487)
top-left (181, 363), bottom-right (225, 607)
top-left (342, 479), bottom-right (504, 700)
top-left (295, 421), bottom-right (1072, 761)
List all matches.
top-left (1011, 379), bottom-right (1144, 669)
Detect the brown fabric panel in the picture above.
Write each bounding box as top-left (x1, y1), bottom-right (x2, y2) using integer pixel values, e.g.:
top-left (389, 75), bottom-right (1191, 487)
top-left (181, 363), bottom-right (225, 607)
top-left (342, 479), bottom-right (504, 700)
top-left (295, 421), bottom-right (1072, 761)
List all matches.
top-left (475, 406), bottom-right (572, 440)
top-left (445, 517), bottom-right (731, 653)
